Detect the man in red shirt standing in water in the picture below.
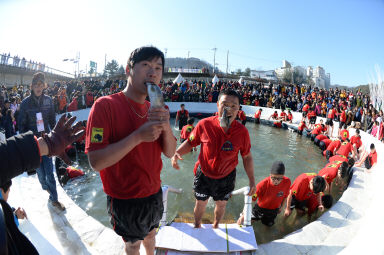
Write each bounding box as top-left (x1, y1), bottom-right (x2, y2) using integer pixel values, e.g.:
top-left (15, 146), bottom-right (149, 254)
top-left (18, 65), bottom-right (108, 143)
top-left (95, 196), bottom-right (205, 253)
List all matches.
top-left (175, 103), bottom-right (189, 130)
top-left (172, 90), bottom-right (256, 228)
top-left (237, 161), bottom-right (291, 226)
top-left (85, 46), bottom-right (177, 255)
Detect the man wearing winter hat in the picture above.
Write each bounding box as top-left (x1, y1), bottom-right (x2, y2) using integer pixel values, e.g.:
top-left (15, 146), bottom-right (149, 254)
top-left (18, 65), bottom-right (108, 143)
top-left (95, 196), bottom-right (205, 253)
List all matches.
top-left (237, 161), bottom-right (291, 226)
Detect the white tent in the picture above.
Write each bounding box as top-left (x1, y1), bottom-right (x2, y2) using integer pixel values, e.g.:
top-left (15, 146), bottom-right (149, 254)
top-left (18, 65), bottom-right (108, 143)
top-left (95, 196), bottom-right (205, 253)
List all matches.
top-left (173, 73), bottom-right (185, 84)
top-left (212, 75), bottom-right (219, 84)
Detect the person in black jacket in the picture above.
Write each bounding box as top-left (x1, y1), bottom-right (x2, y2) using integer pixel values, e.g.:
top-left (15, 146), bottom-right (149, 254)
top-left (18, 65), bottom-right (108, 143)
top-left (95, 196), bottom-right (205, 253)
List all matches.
top-left (17, 72), bottom-right (66, 210)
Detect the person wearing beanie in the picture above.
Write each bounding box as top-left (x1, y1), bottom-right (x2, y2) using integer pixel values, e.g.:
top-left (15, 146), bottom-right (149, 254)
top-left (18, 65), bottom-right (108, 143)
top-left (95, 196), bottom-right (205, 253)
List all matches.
top-left (284, 173), bottom-right (327, 217)
top-left (237, 161), bottom-right (291, 226)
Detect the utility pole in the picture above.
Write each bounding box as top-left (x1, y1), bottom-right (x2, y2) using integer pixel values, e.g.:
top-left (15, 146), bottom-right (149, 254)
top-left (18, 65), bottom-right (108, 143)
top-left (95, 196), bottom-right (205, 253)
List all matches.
top-left (212, 47), bottom-right (217, 74)
top-left (226, 50), bottom-right (229, 75)
top-left (187, 51), bottom-right (190, 69)
top-left (104, 54), bottom-right (107, 74)
top-left (164, 48), bottom-right (167, 58)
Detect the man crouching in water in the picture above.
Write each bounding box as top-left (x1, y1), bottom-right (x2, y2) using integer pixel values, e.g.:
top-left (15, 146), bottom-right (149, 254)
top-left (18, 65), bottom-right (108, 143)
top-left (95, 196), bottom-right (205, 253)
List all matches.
top-left (86, 46), bottom-right (176, 255)
top-left (172, 89), bottom-right (256, 228)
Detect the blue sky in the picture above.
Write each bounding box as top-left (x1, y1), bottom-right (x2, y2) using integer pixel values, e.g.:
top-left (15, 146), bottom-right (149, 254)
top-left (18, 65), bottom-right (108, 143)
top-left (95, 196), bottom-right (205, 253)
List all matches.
top-left (0, 0), bottom-right (383, 86)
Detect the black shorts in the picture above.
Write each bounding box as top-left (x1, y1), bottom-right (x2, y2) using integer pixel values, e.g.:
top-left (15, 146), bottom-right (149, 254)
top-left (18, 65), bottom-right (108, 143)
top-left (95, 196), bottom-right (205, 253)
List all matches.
top-left (252, 203), bottom-right (279, 226)
top-left (302, 112), bottom-right (307, 118)
top-left (255, 118), bottom-right (260, 124)
top-left (193, 167), bottom-right (236, 201)
top-left (290, 195), bottom-right (308, 211)
top-left (326, 118), bottom-right (333, 127)
top-left (340, 122), bottom-right (345, 129)
top-left (319, 141), bottom-right (326, 151)
top-left (364, 157), bottom-right (373, 169)
top-left (310, 116), bottom-right (317, 124)
top-left (107, 188), bottom-right (163, 243)
top-left (298, 130), bottom-right (303, 135)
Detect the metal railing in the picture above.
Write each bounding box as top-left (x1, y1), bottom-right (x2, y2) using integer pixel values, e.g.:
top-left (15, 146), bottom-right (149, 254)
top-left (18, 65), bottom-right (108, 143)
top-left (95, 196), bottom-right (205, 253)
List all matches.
top-left (0, 54), bottom-right (74, 78)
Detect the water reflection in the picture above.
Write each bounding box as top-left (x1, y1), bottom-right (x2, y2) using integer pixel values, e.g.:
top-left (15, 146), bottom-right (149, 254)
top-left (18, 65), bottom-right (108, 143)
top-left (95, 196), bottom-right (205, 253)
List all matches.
top-left (63, 119), bottom-right (335, 244)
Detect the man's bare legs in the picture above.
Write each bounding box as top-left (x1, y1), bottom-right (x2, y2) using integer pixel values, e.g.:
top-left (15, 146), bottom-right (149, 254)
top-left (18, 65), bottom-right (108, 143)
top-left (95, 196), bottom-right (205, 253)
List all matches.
top-left (125, 240), bottom-right (141, 255)
top-left (124, 228), bottom-right (156, 255)
top-left (194, 199), bottom-right (208, 228)
top-left (213, 200), bottom-right (227, 228)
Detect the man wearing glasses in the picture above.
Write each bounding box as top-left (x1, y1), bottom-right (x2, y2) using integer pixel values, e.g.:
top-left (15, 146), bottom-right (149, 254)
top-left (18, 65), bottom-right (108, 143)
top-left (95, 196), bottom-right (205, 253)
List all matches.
top-left (18, 72), bottom-right (65, 211)
top-left (237, 161), bottom-right (291, 226)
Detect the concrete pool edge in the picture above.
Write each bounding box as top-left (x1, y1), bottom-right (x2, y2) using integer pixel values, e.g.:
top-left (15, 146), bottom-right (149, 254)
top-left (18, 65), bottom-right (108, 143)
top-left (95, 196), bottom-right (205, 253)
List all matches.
top-left (9, 103), bottom-right (384, 255)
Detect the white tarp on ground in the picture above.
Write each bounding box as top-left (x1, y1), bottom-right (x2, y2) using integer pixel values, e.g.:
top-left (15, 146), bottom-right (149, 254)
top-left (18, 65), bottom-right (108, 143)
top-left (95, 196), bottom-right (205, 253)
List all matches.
top-left (156, 223), bottom-right (257, 253)
top-left (212, 75), bottom-right (219, 84)
top-left (173, 73), bottom-right (185, 84)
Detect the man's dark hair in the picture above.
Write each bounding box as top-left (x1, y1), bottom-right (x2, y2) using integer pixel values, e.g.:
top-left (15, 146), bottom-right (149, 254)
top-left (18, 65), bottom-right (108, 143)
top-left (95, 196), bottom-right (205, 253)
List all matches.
top-left (187, 118), bottom-right (195, 125)
top-left (370, 143), bottom-right (375, 150)
top-left (312, 176), bottom-right (326, 194)
top-left (356, 129), bottom-right (360, 134)
top-left (339, 162), bottom-right (349, 178)
top-left (127, 46), bottom-right (164, 71)
top-left (218, 89), bottom-right (240, 104)
top-left (181, 104), bottom-right (185, 107)
top-left (322, 194), bottom-right (333, 209)
top-left (0, 180), bottom-right (12, 193)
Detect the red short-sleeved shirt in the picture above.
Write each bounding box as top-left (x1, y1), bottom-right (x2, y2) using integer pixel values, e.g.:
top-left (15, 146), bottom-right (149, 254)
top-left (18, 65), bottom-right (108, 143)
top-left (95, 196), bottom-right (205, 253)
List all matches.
top-left (255, 111), bottom-right (262, 119)
top-left (350, 135), bottom-right (362, 149)
top-left (85, 92), bottom-right (164, 199)
top-left (316, 134), bottom-right (328, 141)
top-left (312, 126), bottom-right (323, 135)
top-left (369, 151), bottom-right (378, 165)
top-left (188, 116), bottom-right (251, 179)
top-left (303, 104), bottom-right (309, 112)
top-left (290, 173), bottom-right (317, 201)
top-left (180, 124), bottom-right (194, 140)
top-left (329, 154), bottom-right (348, 164)
top-left (307, 194), bottom-right (319, 215)
top-left (340, 111), bottom-right (346, 122)
top-left (307, 111), bottom-right (316, 118)
top-left (326, 140), bottom-right (341, 153)
top-left (327, 109), bottom-right (335, 119)
top-left (318, 162), bottom-right (339, 184)
top-left (274, 121), bottom-right (282, 128)
top-left (271, 112), bottom-right (278, 119)
top-left (340, 129), bottom-right (349, 141)
top-left (238, 110), bottom-right (246, 121)
top-left (336, 141), bottom-right (353, 157)
top-left (255, 176), bottom-right (291, 210)
top-left (288, 113), bottom-right (293, 120)
top-left (177, 109), bottom-right (189, 118)
top-left (321, 139), bottom-right (332, 148)
top-left (298, 121), bottom-right (306, 131)
top-left (280, 112), bottom-right (287, 118)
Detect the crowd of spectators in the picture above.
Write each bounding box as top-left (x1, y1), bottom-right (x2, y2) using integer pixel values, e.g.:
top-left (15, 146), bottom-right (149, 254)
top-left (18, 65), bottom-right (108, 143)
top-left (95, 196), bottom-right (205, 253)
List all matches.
top-left (0, 76), bottom-right (382, 142)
